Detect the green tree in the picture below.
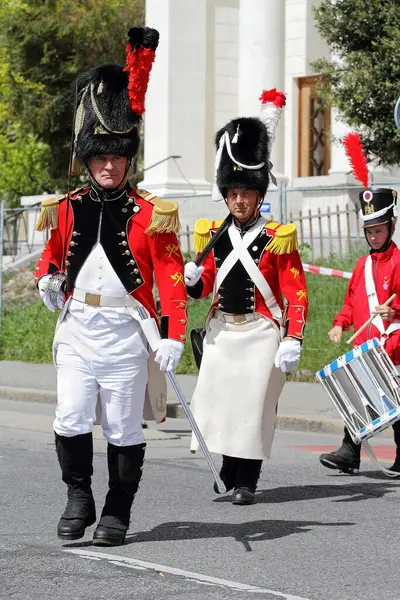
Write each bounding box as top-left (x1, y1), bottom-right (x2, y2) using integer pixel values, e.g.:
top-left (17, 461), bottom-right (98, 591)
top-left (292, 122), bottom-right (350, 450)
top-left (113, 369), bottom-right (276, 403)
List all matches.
top-left (313, 0), bottom-right (400, 165)
top-left (0, 41), bottom-right (52, 207)
top-left (0, 0), bottom-right (144, 194)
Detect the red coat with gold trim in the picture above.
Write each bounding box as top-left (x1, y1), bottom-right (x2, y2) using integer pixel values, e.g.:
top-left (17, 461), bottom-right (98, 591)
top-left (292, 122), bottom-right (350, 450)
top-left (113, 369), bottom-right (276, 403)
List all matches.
top-left (35, 185), bottom-right (188, 342)
top-left (187, 217), bottom-right (308, 340)
top-left (333, 242), bottom-right (400, 363)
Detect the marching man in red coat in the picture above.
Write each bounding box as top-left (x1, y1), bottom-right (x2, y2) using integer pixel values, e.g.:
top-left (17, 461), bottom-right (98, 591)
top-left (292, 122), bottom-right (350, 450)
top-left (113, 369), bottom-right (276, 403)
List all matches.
top-left (184, 91), bottom-right (308, 505)
top-left (35, 27), bottom-right (187, 546)
top-left (320, 133), bottom-right (400, 474)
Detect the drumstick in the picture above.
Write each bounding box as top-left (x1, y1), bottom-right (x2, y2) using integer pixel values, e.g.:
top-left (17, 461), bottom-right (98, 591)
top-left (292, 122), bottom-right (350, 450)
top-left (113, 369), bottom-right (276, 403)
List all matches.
top-left (347, 293), bottom-right (396, 345)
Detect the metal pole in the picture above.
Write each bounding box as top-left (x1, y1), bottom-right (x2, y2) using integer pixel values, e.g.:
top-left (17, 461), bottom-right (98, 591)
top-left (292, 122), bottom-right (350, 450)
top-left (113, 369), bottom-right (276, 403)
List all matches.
top-left (278, 181), bottom-right (284, 223)
top-left (0, 202), bottom-right (4, 326)
top-left (135, 305), bottom-right (226, 494)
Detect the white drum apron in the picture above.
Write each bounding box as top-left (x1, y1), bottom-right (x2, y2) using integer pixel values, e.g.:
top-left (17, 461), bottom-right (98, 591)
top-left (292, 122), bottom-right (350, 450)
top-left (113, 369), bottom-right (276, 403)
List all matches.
top-left (190, 314), bottom-right (285, 460)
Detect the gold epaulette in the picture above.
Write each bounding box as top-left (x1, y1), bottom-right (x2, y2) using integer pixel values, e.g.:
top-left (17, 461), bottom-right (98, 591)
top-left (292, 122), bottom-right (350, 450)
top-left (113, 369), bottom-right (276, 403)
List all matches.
top-left (265, 222), bottom-right (298, 255)
top-left (193, 219), bottom-right (224, 252)
top-left (137, 190), bottom-right (181, 235)
top-left (35, 195), bottom-right (65, 231)
top-left (35, 188), bottom-right (86, 231)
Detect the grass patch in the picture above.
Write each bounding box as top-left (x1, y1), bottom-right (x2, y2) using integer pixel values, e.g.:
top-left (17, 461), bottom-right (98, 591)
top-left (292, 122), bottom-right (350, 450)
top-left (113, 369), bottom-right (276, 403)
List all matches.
top-left (0, 249), bottom-right (365, 378)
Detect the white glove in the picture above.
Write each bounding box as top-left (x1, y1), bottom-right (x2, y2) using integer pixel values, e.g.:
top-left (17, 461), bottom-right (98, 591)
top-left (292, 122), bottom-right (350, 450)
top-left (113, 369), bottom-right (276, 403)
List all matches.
top-left (38, 274), bottom-right (66, 312)
top-left (155, 339), bottom-right (184, 372)
top-left (274, 339), bottom-right (301, 373)
top-left (184, 261), bottom-right (204, 287)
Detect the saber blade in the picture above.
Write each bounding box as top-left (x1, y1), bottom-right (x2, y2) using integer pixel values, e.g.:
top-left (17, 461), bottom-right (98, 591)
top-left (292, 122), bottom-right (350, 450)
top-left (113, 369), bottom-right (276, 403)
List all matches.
top-left (136, 305), bottom-right (226, 494)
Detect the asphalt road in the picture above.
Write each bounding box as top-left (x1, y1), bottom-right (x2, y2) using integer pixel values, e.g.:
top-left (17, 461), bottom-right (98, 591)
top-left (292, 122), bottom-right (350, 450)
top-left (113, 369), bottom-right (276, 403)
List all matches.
top-left (1, 410), bottom-right (400, 600)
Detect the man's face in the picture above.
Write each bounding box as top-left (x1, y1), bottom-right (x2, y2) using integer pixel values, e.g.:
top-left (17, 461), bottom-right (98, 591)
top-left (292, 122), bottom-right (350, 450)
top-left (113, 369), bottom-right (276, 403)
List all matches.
top-left (87, 154), bottom-right (128, 189)
top-left (226, 188), bottom-right (260, 224)
top-left (364, 222), bottom-right (390, 251)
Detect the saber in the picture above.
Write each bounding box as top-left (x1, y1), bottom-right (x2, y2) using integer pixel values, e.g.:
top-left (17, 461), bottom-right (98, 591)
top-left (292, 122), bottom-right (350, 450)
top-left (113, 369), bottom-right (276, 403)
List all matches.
top-left (136, 305), bottom-right (226, 494)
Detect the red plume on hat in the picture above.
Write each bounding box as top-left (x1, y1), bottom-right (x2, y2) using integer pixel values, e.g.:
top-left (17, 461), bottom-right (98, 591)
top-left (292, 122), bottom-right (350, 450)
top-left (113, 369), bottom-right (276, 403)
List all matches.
top-left (343, 132), bottom-right (369, 189)
top-left (124, 26), bottom-right (159, 116)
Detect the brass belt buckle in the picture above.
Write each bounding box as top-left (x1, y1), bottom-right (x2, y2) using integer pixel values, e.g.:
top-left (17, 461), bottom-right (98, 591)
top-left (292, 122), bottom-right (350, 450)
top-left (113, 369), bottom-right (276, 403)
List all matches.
top-left (85, 292), bottom-right (101, 307)
top-left (233, 314), bottom-right (247, 324)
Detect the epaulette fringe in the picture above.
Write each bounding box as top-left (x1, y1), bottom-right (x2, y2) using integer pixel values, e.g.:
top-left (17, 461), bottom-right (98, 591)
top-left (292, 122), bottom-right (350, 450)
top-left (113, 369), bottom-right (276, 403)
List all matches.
top-left (35, 187), bottom-right (85, 231)
top-left (138, 190), bottom-right (181, 235)
top-left (266, 222), bottom-right (298, 255)
top-left (193, 219), bottom-right (224, 252)
top-left (35, 196), bottom-right (64, 231)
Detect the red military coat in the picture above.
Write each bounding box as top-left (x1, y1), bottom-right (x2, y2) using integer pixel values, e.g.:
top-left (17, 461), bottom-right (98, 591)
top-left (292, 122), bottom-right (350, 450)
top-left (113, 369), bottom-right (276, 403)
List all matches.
top-left (333, 242), bottom-right (400, 363)
top-left (35, 186), bottom-right (188, 342)
top-left (188, 217), bottom-right (308, 340)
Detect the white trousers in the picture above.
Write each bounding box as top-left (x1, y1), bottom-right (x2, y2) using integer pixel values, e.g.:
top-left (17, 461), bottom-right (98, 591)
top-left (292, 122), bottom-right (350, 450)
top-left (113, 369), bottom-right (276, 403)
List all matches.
top-left (53, 311), bottom-right (149, 446)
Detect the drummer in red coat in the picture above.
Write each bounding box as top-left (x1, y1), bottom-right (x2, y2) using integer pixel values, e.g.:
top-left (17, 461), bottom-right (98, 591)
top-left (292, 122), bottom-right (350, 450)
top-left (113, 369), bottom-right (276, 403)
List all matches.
top-left (320, 133), bottom-right (400, 474)
top-left (35, 27), bottom-right (187, 546)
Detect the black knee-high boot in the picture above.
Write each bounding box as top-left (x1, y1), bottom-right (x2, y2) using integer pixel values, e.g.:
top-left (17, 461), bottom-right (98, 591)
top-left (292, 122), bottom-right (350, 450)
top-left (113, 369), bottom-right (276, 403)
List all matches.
top-left (93, 443), bottom-right (146, 547)
top-left (213, 455), bottom-right (240, 494)
top-left (319, 427), bottom-right (361, 474)
top-left (55, 432), bottom-right (96, 540)
top-left (231, 458), bottom-right (262, 505)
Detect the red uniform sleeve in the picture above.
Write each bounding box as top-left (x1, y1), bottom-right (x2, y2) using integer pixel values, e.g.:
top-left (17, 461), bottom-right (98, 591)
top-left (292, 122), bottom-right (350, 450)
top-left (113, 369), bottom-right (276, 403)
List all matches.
top-left (332, 271), bottom-right (357, 331)
top-left (198, 250), bottom-right (217, 298)
top-left (391, 263), bottom-right (400, 320)
top-left (186, 250), bottom-right (217, 300)
top-left (34, 226), bottom-right (64, 284)
top-left (274, 249), bottom-right (308, 340)
top-left (148, 231), bottom-right (188, 342)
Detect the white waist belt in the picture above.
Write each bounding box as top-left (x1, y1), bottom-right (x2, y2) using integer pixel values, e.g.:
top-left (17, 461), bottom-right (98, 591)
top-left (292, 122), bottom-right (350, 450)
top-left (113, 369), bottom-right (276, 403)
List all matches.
top-left (72, 288), bottom-right (136, 308)
top-left (216, 310), bottom-right (259, 325)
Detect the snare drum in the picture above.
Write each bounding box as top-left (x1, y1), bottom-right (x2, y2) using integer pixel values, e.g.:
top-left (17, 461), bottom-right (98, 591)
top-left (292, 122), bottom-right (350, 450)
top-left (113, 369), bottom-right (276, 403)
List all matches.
top-left (316, 338), bottom-right (400, 444)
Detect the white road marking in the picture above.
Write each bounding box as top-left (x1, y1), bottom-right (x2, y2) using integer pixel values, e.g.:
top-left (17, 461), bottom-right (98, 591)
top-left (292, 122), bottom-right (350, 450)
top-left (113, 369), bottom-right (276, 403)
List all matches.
top-left (65, 548), bottom-right (312, 599)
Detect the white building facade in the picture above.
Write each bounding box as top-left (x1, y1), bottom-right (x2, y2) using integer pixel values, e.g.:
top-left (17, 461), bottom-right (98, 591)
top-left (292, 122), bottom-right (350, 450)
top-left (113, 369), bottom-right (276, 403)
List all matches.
top-left (141, 0), bottom-right (400, 248)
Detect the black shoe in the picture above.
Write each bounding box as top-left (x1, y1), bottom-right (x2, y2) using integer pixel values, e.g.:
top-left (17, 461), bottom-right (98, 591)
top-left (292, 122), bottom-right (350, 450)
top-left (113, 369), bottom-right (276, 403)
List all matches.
top-left (213, 479), bottom-right (234, 494)
top-left (93, 515), bottom-right (128, 546)
top-left (213, 455), bottom-right (239, 494)
top-left (232, 487), bottom-right (255, 505)
top-left (319, 451), bottom-right (360, 474)
top-left (57, 506), bottom-right (96, 540)
top-left (388, 463), bottom-right (400, 473)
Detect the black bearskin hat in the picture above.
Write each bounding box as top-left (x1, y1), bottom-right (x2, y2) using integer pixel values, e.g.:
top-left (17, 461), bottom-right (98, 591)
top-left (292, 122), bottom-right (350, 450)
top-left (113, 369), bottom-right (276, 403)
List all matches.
top-left (73, 27), bottom-right (159, 168)
top-left (214, 117), bottom-right (270, 199)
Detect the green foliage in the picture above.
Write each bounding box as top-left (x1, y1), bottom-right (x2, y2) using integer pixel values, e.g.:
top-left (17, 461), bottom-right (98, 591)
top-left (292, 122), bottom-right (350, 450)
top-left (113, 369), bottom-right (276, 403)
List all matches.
top-left (0, 44), bottom-right (53, 206)
top-left (0, 303), bottom-right (58, 363)
top-left (0, 124), bottom-right (52, 208)
top-left (0, 0), bottom-right (144, 197)
top-left (312, 0), bottom-right (400, 165)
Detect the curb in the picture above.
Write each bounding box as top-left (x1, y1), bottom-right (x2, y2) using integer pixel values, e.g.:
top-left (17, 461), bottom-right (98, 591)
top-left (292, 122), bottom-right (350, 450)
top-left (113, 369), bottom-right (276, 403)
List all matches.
top-left (0, 386), bottom-right (57, 404)
top-left (0, 386), bottom-right (394, 439)
top-left (0, 386), bottom-right (192, 420)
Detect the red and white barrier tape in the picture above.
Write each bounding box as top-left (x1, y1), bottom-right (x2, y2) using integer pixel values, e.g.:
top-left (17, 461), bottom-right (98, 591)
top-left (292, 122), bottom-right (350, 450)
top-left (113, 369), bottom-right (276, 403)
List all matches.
top-left (4, 263), bottom-right (353, 279)
top-left (303, 263), bottom-right (352, 279)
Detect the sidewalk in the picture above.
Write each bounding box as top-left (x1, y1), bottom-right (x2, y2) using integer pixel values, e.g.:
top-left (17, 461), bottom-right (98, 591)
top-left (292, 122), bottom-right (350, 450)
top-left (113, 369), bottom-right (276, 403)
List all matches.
top-left (0, 360), bottom-right (352, 436)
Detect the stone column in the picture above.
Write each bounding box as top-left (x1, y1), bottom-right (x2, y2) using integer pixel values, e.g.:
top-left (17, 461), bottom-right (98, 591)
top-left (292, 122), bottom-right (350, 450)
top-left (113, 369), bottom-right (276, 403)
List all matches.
top-left (140, 0), bottom-right (211, 197)
top-left (237, 0), bottom-right (285, 175)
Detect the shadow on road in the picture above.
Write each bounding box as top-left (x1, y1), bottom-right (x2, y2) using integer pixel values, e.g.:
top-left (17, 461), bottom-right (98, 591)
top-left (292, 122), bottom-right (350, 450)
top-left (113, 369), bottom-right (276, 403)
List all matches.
top-left (213, 481), bottom-right (399, 504)
top-left (63, 518), bottom-right (354, 552)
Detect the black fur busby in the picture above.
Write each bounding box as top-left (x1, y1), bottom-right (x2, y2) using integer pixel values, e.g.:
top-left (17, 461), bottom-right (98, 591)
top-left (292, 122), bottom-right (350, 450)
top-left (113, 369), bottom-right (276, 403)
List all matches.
top-left (73, 27), bottom-right (159, 167)
top-left (359, 188), bottom-right (398, 227)
top-left (214, 117), bottom-right (270, 199)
